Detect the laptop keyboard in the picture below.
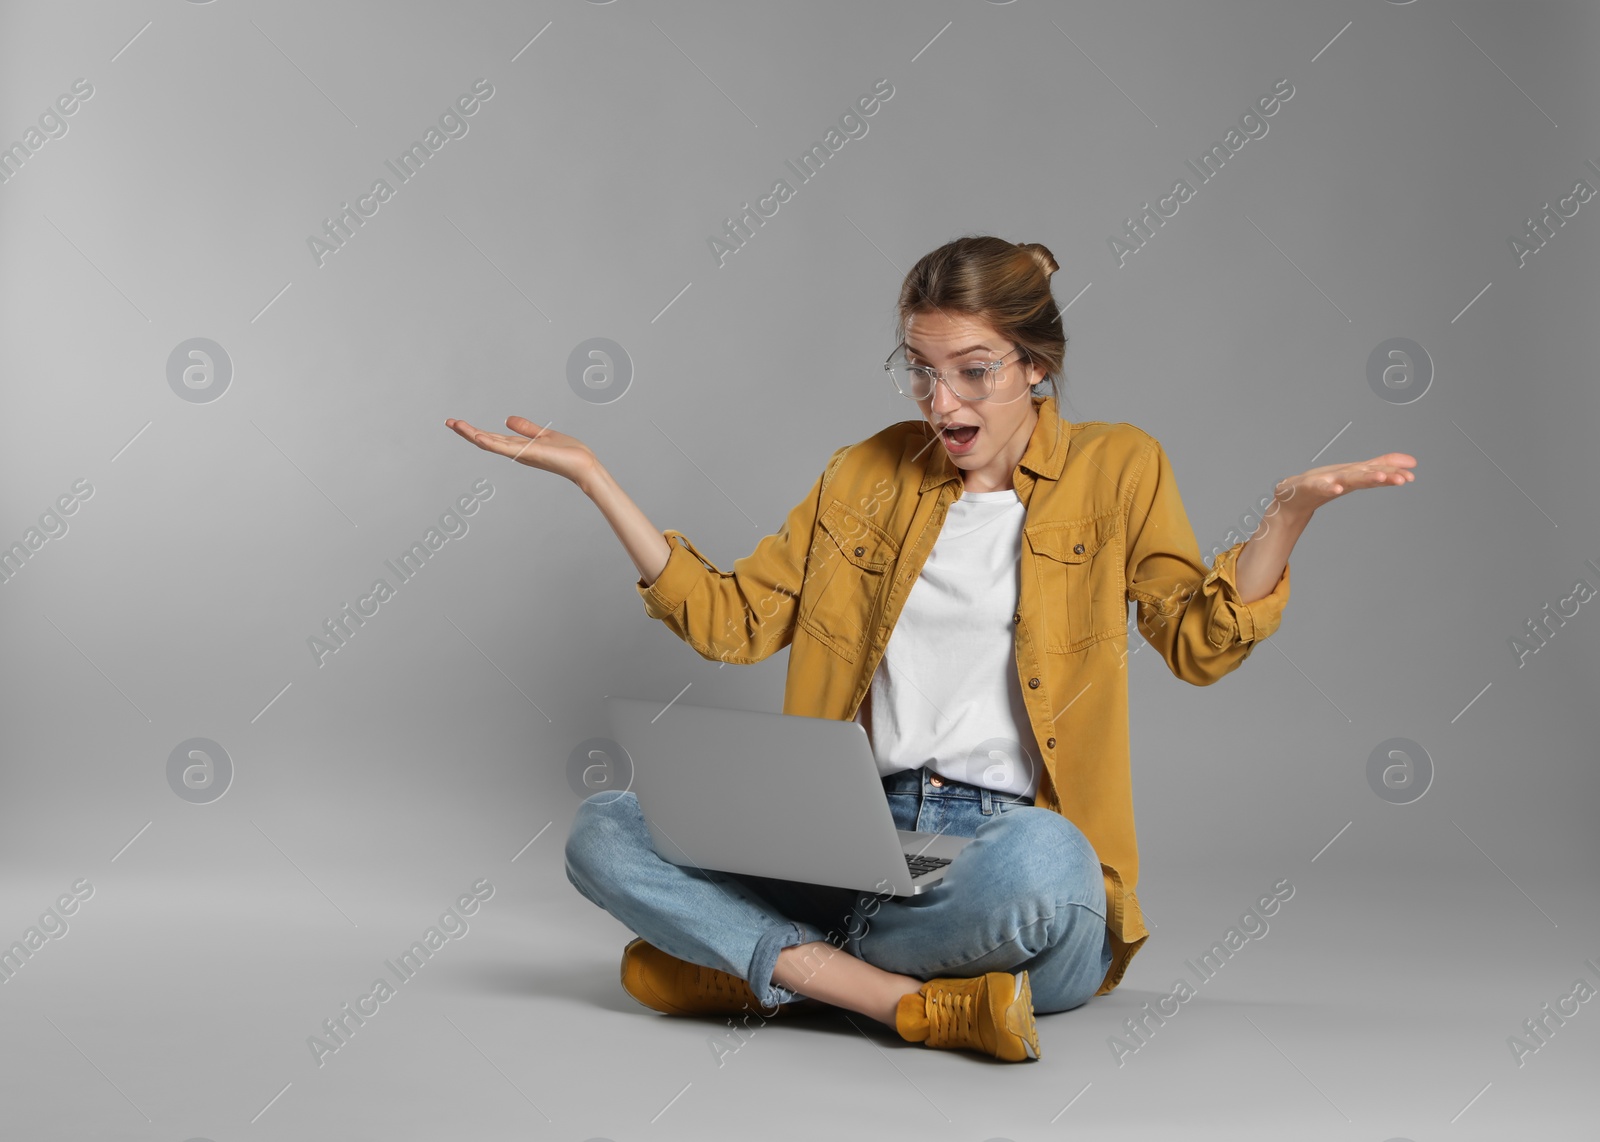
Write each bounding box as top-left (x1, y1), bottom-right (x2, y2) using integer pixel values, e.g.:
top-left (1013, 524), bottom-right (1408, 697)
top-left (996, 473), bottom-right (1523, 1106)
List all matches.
top-left (905, 852), bottom-right (953, 878)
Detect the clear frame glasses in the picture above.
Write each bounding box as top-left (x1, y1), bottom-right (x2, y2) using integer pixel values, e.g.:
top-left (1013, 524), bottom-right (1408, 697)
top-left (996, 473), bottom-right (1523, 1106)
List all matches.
top-left (883, 342), bottom-right (1029, 401)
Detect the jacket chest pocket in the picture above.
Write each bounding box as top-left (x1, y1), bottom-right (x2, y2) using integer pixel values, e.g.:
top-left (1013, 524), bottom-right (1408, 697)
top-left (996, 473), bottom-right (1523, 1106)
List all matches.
top-left (798, 500), bottom-right (899, 662)
top-left (1025, 514), bottom-right (1123, 653)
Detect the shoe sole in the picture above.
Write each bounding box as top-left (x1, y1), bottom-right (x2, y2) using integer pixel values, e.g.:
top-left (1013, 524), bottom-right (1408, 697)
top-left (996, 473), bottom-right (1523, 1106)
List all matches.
top-left (1000, 971), bottom-right (1041, 1061)
top-left (621, 936), bottom-right (672, 1014)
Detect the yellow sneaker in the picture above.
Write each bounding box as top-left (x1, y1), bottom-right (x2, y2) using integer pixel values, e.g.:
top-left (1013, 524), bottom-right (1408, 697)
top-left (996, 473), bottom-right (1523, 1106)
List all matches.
top-left (619, 937), bottom-right (823, 1017)
top-left (894, 970), bottom-right (1041, 1061)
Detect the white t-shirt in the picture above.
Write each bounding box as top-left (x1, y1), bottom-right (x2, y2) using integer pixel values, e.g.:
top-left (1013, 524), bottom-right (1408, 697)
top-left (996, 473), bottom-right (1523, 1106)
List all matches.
top-left (854, 487), bottom-right (1042, 799)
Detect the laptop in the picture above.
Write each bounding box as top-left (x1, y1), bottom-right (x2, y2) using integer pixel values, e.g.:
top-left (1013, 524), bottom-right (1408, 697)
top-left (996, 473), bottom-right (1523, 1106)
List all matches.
top-left (603, 695), bottom-right (974, 896)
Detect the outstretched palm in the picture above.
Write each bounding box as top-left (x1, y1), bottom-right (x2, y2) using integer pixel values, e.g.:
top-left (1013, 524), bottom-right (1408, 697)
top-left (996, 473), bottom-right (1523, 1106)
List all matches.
top-left (445, 415), bottom-right (598, 487)
top-left (1275, 452), bottom-right (1417, 517)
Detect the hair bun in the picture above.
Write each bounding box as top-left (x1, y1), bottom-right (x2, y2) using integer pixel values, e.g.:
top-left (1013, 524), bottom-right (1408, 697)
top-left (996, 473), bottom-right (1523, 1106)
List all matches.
top-left (1019, 242), bottom-right (1059, 279)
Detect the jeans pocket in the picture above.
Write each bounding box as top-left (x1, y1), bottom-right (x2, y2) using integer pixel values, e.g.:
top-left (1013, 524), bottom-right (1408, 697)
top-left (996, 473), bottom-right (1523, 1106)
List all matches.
top-left (883, 791), bottom-right (917, 832)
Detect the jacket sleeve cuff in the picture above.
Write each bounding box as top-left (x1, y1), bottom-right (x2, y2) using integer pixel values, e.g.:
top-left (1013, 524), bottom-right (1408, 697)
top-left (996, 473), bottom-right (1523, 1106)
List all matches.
top-left (635, 530), bottom-right (704, 620)
top-left (1201, 540), bottom-right (1291, 650)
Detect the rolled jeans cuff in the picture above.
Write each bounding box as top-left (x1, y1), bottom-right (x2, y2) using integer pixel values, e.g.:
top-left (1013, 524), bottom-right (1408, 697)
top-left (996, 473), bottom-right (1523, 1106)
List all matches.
top-left (748, 918), bottom-right (834, 1009)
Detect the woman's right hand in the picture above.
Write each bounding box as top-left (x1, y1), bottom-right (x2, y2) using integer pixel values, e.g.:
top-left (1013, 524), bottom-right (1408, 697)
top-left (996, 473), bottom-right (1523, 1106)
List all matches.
top-left (450, 413), bottom-right (671, 586)
top-left (445, 415), bottom-right (598, 490)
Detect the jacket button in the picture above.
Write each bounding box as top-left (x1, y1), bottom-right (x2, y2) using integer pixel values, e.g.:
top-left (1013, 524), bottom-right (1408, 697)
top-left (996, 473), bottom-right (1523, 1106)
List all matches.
top-left (1046, 736), bottom-right (1056, 748)
top-left (1013, 612), bottom-right (1021, 624)
top-left (854, 546), bottom-right (864, 557)
top-left (1073, 543), bottom-right (1086, 554)
top-left (1028, 677), bottom-right (1040, 689)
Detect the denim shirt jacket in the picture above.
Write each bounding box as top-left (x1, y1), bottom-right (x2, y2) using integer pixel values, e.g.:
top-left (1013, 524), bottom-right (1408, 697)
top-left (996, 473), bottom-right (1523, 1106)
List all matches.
top-left (633, 394), bottom-right (1292, 996)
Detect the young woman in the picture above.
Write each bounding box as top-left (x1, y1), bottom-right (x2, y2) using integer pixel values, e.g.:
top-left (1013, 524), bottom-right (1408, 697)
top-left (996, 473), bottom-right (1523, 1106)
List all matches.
top-left (446, 236), bottom-right (1416, 1063)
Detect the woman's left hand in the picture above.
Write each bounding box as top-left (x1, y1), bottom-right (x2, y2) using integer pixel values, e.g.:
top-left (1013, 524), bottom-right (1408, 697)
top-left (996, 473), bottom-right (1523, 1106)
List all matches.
top-left (1273, 452), bottom-right (1417, 520)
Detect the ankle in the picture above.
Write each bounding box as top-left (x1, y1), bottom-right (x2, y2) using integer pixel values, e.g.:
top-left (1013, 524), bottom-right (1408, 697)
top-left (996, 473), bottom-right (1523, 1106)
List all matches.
top-left (878, 975), bottom-right (924, 1029)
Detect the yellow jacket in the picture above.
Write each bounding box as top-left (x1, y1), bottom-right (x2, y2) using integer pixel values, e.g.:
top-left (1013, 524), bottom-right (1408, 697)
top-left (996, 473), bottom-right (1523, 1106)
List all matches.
top-left (633, 394), bottom-right (1292, 995)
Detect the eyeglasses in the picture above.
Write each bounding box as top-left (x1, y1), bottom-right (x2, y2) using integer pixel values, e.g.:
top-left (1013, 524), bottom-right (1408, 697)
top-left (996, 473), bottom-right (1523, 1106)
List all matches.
top-left (883, 342), bottom-right (1029, 401)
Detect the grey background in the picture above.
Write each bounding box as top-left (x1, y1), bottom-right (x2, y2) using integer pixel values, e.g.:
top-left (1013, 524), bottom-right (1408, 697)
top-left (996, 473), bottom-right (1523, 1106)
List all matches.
top-left (1, 0), bottom-right (1596, 1138)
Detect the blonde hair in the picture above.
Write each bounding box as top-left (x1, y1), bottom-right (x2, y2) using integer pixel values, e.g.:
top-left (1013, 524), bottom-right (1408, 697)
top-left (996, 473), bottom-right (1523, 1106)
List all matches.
top-left (894, 235), bottom-right (1066, 404)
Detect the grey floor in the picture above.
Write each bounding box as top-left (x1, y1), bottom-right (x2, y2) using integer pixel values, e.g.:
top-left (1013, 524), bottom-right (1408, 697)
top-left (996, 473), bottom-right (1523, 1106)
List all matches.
top-left (3, 825), bottom-right (1593, 1140)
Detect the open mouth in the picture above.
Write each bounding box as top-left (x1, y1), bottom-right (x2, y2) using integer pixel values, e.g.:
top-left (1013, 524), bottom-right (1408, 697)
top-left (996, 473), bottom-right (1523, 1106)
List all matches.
top-left (942, 424), bottom-right (979, 446)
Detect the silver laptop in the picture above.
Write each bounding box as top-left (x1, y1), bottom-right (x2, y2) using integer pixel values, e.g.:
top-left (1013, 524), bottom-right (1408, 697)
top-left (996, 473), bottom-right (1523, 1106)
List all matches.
top-left (604, 695), bottom-right (973, 896)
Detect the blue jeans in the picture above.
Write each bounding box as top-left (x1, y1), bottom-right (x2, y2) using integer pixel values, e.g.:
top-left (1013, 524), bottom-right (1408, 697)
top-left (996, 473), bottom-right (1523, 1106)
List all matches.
top-left (564, 765), bottom-right (1112, 1015)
